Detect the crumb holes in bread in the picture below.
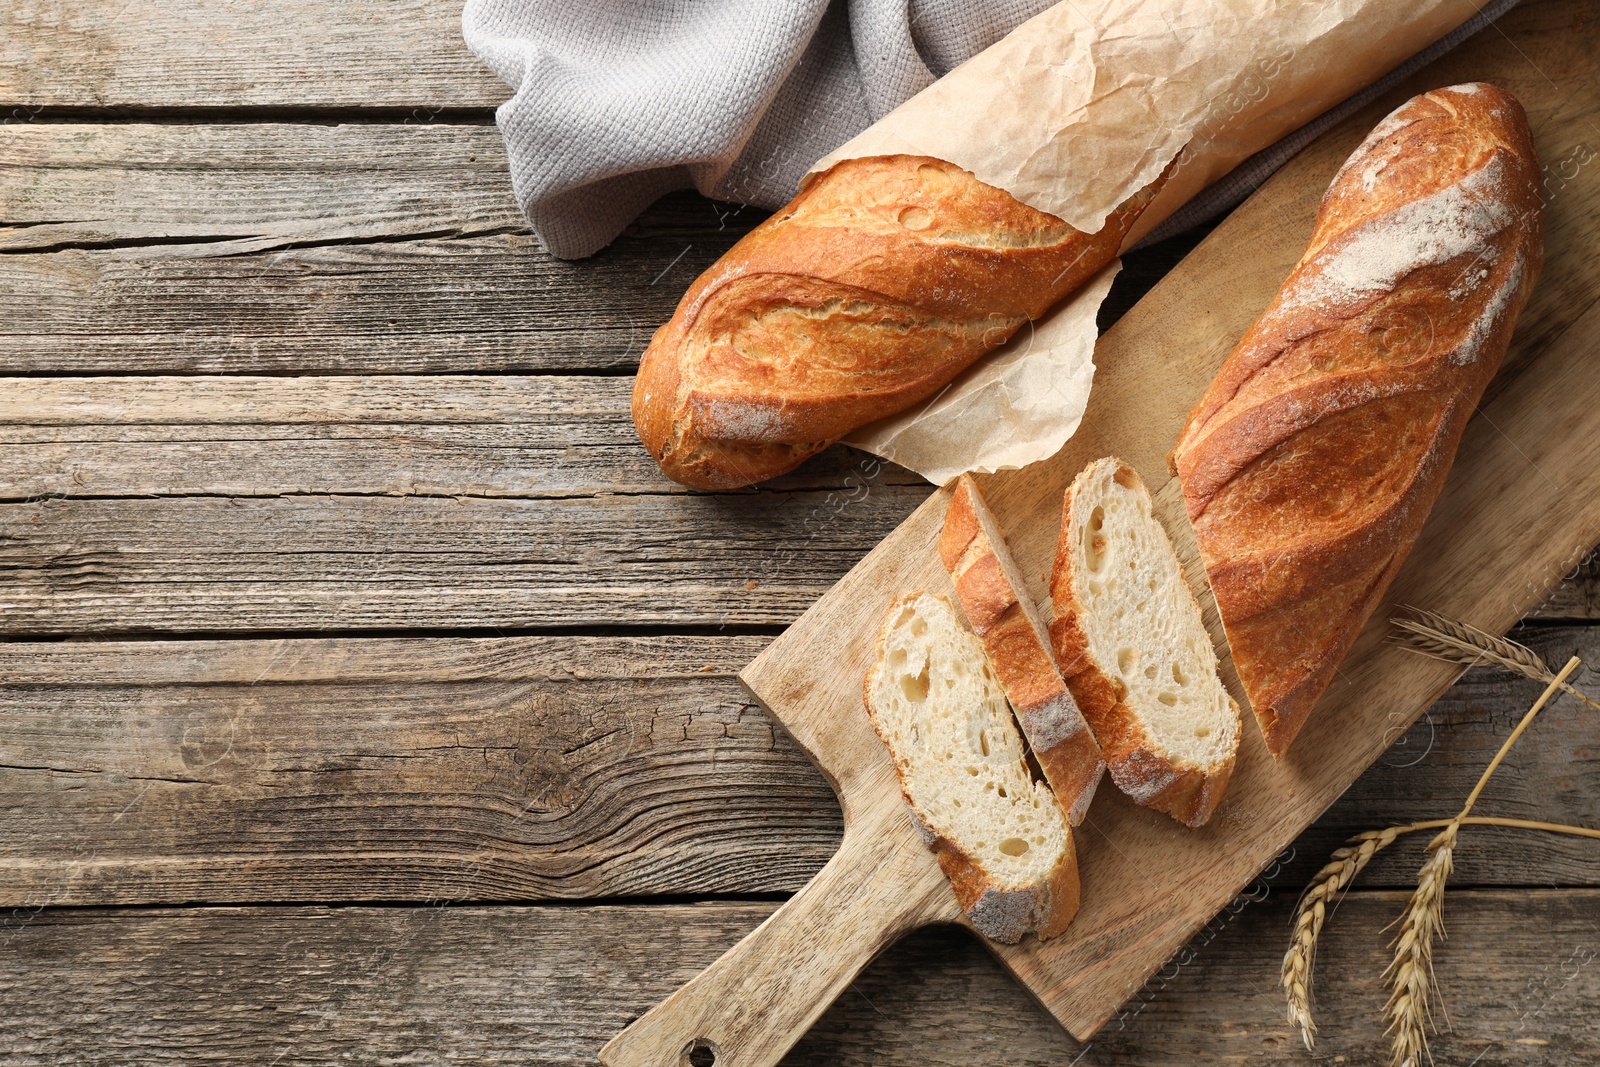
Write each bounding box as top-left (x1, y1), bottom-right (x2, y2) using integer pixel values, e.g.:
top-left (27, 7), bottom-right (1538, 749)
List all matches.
top-left (681, 1039), bottom-right (717, 1067)
top-left (898, 206), bottom-right (934, 230)
top-left (998, 837), bottom-right (1030, 856)
top-left (1112, 678), bottom-right (1128, 702)
top-left (1117, 648), bottom-right (1136, 675)
top-left (1172, 663), bottom-right (1188, 685)
top-left (1195, 726), bottom-right (1211, 738)
top-left (1157, 692), bottom-right (1177, 707)
top-left (900, 665), bottom-right (930, 703)
top-left (1083, 506), bottom-right (1108, 572)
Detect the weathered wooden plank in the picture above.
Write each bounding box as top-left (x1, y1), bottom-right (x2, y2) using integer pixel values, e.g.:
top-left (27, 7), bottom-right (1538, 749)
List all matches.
top-left (3, 892), bottom-right (1597, 1065)
top-left (0, 476), bottom-right (925, 631)
top-left (0, 224), bottom-right (753, 376)
top-left (0, 124), bottom-right (758, 373)
top-left (1532, 553), bottom-right (1600, 619)
top-left (0, 123), bottom-right (522, 251)
top-left (0, 634), bottom-right (841, 905)
top-left (0, 376), bottom-right (926, 498)
top-left (1, 0), bottom-right (504, 109)
top-left (2, 627), bottom-right (1598, 908)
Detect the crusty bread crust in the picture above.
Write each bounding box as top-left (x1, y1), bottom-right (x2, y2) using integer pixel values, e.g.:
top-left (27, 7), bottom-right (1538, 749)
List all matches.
top-left (939, 474), bottom-right (1105, 825)
top-left (938, 827), bottom-right (1081, 943)
top-left (1049, 462), bottom-right (1235, 828)
top-left (633, 155), bottom-right (1167, 489)
top-left (1170, 84), bottom-right (1544, 757)
top-left (864, 593), bottom-right (1080, 943)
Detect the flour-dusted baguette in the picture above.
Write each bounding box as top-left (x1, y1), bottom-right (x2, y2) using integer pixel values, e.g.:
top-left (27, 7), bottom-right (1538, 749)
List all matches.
top-left (1049, 459), bottom-right (1240, 828)
top-left (939, 474), bottom-right (1105, 825)
top-left (865, 592), bottom-right (1079, 942)
top-left (1170, 84), bottom-right (1544, 757)
top-left (633, 156), bottom-right (1167, 489)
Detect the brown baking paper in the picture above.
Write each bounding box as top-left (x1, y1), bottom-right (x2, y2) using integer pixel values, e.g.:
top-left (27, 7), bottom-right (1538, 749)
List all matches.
top-left (834, 0), bottom-right (1484, 482)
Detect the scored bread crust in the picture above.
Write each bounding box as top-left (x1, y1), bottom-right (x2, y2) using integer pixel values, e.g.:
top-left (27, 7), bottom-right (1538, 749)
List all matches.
top-left (939, 474), bottom-right (1106, 825)
top-left (632, 154), bottom-right (1167, 489)
top-left (1169, 84), bottom-right (1544, 757)
top-left (1049, 460), bottom-right (1239, 828)
top-left (864, 593), bottom-right (1080, 943)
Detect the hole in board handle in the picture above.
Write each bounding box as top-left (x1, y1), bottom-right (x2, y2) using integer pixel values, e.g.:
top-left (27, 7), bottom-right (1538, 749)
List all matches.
top-left (681, 1038), bottom-right (717, 1067)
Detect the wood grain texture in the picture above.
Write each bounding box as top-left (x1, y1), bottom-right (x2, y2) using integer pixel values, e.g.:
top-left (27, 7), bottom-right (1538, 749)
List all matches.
top-left (0, 123), bottom-right (523, 252)
top-left (0, 225), bottom-right (754, 376)
top-left (730, 3), bottom-right (1600, 1048)
top-left (0, 376), bottom-right (929, 498)
top-left (4, 893), bottom-right (1599, 1065)
top-left (1, 0), bottom-right (504, 108)
top-left (0, 634), bottom-right (846, 905)
top-left (0, 121), bottom-right (763, 374)
top-left (0, 628), bottom-right (1598, 908)
top-left (0, 373), bottom-right (926, 627)
top-left (0, 484), bottom-right (926, 634)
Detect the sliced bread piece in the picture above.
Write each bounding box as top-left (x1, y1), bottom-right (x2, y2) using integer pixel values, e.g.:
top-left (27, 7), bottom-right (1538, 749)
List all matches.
top-left (1049, 458), bottom-right (1240, 828)
top-left (939, 474), bottom-right (1106, 825)
top-left (864, 592), bottom-right (1079, 942)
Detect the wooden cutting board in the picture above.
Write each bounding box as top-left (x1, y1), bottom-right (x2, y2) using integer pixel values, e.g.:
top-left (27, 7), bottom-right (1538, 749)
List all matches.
top-left (603, 5), bottom-right (1600, 1064)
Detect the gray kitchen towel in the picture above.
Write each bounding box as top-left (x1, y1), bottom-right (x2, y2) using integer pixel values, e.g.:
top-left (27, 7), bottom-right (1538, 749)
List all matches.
top-left (462, 0), bottom-right (1518, 260)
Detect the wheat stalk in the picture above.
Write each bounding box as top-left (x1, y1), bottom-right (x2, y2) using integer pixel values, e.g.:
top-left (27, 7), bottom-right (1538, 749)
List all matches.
top-left (1283, 825), bottom-right (1404, 1048)
top-left (1285, 816), bottom-right (1600, 1050)
top-left (1392, 608), bottom-right (1600, 714)
top-left (1383, 823), bottom-right (1456, 1067)
top-left (1380, 656), bottom-right (1581, 1067)
top-left (1284, 632), bottom-right (1591, 1059)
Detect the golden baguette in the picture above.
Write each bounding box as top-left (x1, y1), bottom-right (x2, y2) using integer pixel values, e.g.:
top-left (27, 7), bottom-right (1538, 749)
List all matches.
top-left (633, 155), bottom-right (1165, 489)
top-left (1170, 83), bottom-right (1544, 757)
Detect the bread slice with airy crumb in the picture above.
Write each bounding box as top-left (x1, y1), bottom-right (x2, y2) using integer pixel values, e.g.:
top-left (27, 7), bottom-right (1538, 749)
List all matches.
top-left (864, 592), bottom-right (1080, 942)
top-left (1049, 458), bottom-right (1240, 828)
top-left (939, 474), bottom-right (1105, 825)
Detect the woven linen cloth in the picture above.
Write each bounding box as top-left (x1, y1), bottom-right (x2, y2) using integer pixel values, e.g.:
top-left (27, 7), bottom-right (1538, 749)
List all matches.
top-left (462, 0), bottom-right (1517, 260)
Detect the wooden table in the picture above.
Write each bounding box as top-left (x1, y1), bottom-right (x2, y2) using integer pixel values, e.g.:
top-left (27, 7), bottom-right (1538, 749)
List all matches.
top-left (3, 3), bottom-right (1597, 1063)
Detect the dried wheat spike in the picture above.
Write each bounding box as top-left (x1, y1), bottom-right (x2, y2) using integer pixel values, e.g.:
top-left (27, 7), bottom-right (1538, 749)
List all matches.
top-left (1283, 826), bottom-right (1403, 1049)
top-left (1392, 610), bottom-right (1600, 715)
top-left (1392, 608), bottom-right (1547, 678)
top-left (1383, 823), bottom-right (1458, 1067)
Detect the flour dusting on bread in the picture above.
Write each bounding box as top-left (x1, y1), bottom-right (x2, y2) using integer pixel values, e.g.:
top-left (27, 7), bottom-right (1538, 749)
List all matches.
top-left (1295, 154), bottom-right (1514, 308)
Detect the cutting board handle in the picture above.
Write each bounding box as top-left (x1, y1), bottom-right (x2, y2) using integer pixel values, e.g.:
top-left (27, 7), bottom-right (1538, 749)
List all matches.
top-left (599, 815), bottom-right (957, 1067)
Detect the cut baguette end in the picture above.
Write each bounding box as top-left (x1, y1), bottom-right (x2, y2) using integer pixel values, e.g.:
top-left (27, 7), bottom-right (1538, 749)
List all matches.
top-left (1050, 458), bottom-right (1240, 828)
top-left (940, 475), bottom-right (1106, 825)
top-left (865, 592), bottom-right (1079, 942)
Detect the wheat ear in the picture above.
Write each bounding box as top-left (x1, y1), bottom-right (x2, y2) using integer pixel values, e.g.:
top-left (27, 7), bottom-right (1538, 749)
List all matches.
top-left (1383, 822), bottom-right (1456, 1067)
top-left (1283, 826), bottom-right (1404, 1048)
top-left (1381, 656), bottom-right (1581, 1066)
top-left (1286, 809), bottom-right (1600, 1049)
top-left (1392, 608), bottom-right (1600, 715)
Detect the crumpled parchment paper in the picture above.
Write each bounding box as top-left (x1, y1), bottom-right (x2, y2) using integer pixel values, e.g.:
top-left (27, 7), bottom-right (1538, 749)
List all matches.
top-left (831, 0), bottom-right (1484, 482)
